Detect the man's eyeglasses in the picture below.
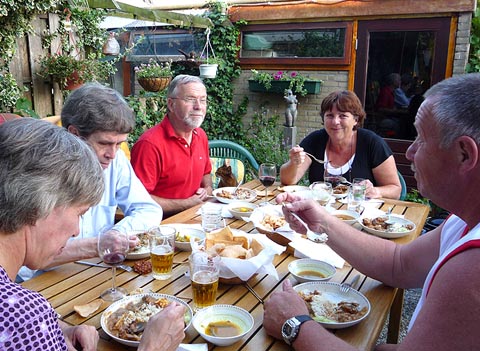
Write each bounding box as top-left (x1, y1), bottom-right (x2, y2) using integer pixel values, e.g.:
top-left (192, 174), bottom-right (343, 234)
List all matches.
top-left (171, 97), bottom-right (207, 105)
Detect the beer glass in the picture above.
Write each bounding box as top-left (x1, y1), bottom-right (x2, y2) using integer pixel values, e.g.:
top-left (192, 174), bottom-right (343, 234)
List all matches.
top-left (149, 226), bottom-right (176, 280)
top-left (189, 253), bottom-right (220, 312)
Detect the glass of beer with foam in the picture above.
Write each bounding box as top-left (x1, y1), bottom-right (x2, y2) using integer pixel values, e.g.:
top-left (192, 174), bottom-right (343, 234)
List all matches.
top-left (149, 226), bottom-right (176, 280)
top-left (189, 252), bottom-right (220, 312)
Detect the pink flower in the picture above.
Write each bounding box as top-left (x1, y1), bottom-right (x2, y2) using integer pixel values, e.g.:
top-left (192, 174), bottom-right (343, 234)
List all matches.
top-left (290, 72), bottom-right (298, 78)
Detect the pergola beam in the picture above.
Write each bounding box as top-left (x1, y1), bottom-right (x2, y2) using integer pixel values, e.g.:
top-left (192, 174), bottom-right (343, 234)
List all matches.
top-left (86, 0), bottom-right (213, 28)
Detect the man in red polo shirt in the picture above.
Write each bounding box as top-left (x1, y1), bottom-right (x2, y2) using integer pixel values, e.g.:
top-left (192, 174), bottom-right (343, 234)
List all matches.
top-left (131, 75), bottom-right (212, 217)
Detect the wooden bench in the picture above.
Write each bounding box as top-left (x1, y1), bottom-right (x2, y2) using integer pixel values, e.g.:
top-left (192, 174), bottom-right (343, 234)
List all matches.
top-left (386, 138), bottom-right (416, 192)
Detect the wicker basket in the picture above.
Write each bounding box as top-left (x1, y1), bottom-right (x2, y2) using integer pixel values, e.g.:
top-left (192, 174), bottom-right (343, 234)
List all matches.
top-left (138, 76), bottom-right (172, 92)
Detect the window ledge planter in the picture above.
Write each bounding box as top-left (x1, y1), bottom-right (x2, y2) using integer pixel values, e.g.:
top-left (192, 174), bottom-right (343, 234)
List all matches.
top-left (248, 79), bottom-right (322, 95)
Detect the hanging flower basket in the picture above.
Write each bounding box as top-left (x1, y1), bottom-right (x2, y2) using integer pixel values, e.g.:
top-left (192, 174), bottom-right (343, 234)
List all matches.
top-left (64, 71), bottom-right (84, 91)
top-left (199, 64), bottom-right (218, 79)
top-left (138, 76), bottom-right (172, 92)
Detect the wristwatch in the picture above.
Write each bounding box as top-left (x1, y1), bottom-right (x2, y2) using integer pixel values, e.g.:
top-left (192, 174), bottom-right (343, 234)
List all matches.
top-left (281, 314), bottom-right (313, 345)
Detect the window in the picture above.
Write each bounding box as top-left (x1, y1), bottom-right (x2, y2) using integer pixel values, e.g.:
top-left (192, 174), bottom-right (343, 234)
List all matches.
top-left (127, 29), bottom-right (204, 61)
top-left (240, 22), bottom-right (352, 66)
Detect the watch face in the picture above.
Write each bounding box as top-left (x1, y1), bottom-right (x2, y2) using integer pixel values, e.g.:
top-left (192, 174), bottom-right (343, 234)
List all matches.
top-left (282, 319), bottom-right (298, 345)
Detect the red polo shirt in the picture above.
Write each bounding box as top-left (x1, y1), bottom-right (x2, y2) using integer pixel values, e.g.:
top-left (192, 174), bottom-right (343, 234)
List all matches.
top-left (131, 116), bottom-right (211, 199)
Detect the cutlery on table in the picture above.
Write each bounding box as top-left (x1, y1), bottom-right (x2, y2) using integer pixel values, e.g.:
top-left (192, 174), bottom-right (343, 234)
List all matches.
top-left (340, 274), bottom-right (360, 293)
top-left (75, 260), bottom-right (132, 272)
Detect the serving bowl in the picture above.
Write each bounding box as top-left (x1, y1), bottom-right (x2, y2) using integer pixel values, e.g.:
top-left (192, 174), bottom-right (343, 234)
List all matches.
top-left (227, 201), bottom-right (258, 220)
top-left (331, 210), bottom-right (360, 225)
top-left (171, 225), bottom-right (206, 251)
top-left (192, 304), bottom-right (254, 346)
top-left (212, 187), bottom-right (257, 204)
top-left (101, 293), bottom-right (193, 347)
top-left (293, 281), bottom-right (370, 329)
top-left (288, 258), bottom-right (336, 283)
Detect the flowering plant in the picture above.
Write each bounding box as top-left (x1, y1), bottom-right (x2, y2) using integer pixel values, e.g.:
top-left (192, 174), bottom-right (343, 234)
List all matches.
top-left (250, 69), bottom-right (310, 96)
top-left (134, 59), bottom-right (173, 78)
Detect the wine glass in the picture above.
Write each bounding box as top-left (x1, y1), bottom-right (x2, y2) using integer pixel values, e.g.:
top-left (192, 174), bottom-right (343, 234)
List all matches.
top-left (323, 161), bottom-right (343, 189)
top-left (98, 227), bottom-right (129, 301)
top-left (258, 163), bottom-right (277, 206)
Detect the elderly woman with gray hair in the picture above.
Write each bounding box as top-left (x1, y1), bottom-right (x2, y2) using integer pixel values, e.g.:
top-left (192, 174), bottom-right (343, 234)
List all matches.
top-left (0, 118), bottom-right (186, 351)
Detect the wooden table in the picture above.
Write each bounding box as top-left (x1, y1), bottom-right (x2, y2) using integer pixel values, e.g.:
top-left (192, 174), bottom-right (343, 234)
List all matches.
top-left (22, 180), bottom-right (429, 351)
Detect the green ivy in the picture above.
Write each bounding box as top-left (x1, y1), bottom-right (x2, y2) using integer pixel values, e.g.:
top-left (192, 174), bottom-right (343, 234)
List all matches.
top-left (467, 7), bottom-right (480, 72)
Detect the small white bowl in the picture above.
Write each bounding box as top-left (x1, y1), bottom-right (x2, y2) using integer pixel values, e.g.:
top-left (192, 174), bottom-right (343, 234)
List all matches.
top-left (192, 304), bottom-right (254, 346)
top-left (331, 210), bottom-right (360, 225)
top-left (173, 226), bottom-right (206, 251)
top-left (288, 258), bottom-right (336, 283)
top-left (227, 201), bottom-right (258, 220)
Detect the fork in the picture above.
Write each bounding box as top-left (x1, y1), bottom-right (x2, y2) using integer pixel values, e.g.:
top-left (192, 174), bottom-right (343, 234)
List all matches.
top-left (304, 151), bottom-right (325, 164)
top-left (340, 274), bottom-right (360, 293)
top-left (287, 210), bottom-right (328, 243)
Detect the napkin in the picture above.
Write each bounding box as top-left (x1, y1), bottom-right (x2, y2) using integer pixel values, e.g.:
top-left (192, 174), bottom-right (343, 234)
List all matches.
top-left (177, 344), bottom-right (207, 351)
top-left (289, 238), bottom-right (345, 268)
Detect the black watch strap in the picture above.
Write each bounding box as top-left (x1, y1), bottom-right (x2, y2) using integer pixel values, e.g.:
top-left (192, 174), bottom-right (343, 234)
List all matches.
top-left (281, 314), bottom-right (313, 345)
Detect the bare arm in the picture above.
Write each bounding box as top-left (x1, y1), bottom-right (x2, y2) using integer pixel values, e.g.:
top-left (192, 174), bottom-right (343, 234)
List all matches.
top-left (368, 155), bottom-right (402, 199)
top-left (44, 238), bottom-right (98, 268)
top-left (279, 146), bottom-right (312, 185)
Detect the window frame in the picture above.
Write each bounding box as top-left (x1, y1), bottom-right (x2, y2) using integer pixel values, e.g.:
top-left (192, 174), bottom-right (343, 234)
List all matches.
top-left (239, 21), bottom-right (353, 66)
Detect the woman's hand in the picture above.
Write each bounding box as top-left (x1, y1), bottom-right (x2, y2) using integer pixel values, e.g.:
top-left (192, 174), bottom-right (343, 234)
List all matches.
top-left (138, 302), bottom-right (186, 351)
top-left (288, 145), bottom-right (306, 166)
top-left (364, 179), bottom-right (382, 198)
top-left (61, 323), bottom-right (99, 351)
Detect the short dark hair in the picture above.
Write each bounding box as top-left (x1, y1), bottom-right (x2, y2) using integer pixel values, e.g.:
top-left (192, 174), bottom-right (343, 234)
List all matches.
top-left (320, 90), bottom-right (366, 130)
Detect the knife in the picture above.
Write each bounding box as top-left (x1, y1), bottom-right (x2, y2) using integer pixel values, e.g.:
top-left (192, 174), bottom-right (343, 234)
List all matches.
top-left (75, 261), bottom-right (132, 272)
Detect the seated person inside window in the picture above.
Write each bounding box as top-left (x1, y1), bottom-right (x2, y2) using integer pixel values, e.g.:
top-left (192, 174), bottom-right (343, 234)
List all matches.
top-left (280, 90), bottom-right (401, 199)
top-left (131, 75), bottom-right (213, 218)
top-left (17, 83), bottom-right (163, 282)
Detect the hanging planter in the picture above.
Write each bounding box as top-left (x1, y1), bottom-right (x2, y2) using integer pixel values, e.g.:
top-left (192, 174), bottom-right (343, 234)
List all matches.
top-left (199, 64), bottom-right (218, 79)
top-left (138, 76), bottom-right (172, 92)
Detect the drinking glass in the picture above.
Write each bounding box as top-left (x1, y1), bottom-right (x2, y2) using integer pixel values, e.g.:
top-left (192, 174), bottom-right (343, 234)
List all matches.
top-left (323, 161), bottom-right (344, 188)
top-left (189, 252), bottom-right (220, 312)
top-left (309, 181), bottom-right (333, 206)
top-left (258, 163), bottom-right (277, 206)
top-left (98, 227), bottom-right (129, 301)
top-left (201, 204), bottom-right (225, 233)
top-left (149, 226), bottom-right (176, 280)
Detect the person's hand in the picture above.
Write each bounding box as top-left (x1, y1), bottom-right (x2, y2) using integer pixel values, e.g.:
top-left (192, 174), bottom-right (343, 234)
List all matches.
top-left (195, 187), bottom-right (209, 201)
top-left (263, 279), bottom-right (309, 340)
top-left (128, 235), bottom-right (140, 250)
top-left (364, 179), bottom-right (382, 198)
top-left (62, 324), bottom-right (99, 351)
top-left (138, 302), bottom-right (186, 351)
top-left (288, 145), bottom-right (306, 166)
top-left (279, 197), bottom-right (328, 234)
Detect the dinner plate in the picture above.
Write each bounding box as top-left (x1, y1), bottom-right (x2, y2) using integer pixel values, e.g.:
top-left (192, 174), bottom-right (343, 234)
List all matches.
top-left (212, 187), bottom-right (257, 204)
top-left (126, 230), bottom-right (150, 260)
top-left (170, 224), bottom-right (205, 251)
top-left (359, 215), bottom-right (416, 239)
top-left (278, 185), bottom-right (310, 193)
top-left (293, 281), bottom-right (370, 329)
top-left (101, 293), bottom-right (193, 347)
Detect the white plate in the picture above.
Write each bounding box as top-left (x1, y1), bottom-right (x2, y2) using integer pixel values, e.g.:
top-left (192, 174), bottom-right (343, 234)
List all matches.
top-left (171, 224), bottom-right (205, 251)
top-left (293, 281), bottom-right (370, 329)
top-left (212, 187), bottom-right (257, 204)
top-left (126, 231), bottom-right (150, 260)
top-left (359, 216), bottom-right (416, 239)
top-left (101, 293), bottom-right (193, 347)
top-left (278, 185), bottom-right (310, 193)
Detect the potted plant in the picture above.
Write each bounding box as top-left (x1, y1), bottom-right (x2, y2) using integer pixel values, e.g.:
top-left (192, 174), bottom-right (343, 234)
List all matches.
top-left (134, 59), bottom-right (173, 92)
top-left (38, 53), bottom-right (116, 90)
top-left (199, 57), bottom-right (222, 79)
top-left (249, 69), bottom-right (322, 96)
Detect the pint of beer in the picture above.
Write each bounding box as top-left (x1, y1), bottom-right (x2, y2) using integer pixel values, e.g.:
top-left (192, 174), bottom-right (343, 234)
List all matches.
top-left (190, 261), bottom-right (219, 312)
top-left (149, 226), bottom-right (176, 280)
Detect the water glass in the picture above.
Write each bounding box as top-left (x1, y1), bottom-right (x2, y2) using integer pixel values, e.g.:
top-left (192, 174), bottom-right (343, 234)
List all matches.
top-left (201, 204), bottom-right (224, 233)
top-left (309, 181), bottom-right (333, 205)
top-left (352, 178), bottom-right (367, 202)
top-left (149, 226), bottom-right (176, 280)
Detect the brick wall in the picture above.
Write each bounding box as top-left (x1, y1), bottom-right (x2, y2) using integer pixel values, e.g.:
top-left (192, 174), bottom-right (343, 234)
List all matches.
top-left (453, 12), bottom-right (473, 75)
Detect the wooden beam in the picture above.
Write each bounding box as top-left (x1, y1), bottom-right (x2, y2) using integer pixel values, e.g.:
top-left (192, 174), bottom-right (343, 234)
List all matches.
top-left (87, 0), bottom-right (213, 28)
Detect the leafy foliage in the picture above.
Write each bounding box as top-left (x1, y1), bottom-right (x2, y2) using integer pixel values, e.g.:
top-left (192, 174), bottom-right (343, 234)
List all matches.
top-left (250, 69), bottom-right (319, 97)
top-left (134, 59), bottom-right (173, 78)
top-left (0, 72), bottom-right (23, 110)
top-left (467, 7), bottom-right (480, 72)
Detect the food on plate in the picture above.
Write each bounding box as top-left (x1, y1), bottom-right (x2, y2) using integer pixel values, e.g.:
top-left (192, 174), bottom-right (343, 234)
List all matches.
top-left (131, 232), bottom-right (149, 253)
top-left (231, 206), bottom-right (253, 213)
top-left (333, 184), bottom-right (349, 195)
top-left (133, 259), bottom-right (152, 275)
top-left (362, 217), bottom-right (414, 232)
top-left (298, 289), bottom-right (368, 323)
top-left (106, 295), bottom-right (177, 341)
top-left (260, 214), bottom-right (286, 231)
top-left (74, 298), bottom-right (103, 318)
top-left (204, 226), bottom-right (263, 259)
top-left (216, 187), bottom-right (254, 200)
top-left (175, 231), bottom-right (201, 243)
top-left (205, 320), bottom-right (241, 337)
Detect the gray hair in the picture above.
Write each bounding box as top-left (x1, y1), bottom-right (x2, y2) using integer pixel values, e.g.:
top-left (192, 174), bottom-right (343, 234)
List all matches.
top-left (0, 118), bottom-right (104, 233)
top-left (167, 74), bottom-right (206, 98)
top-left (424, 73), bottom-right (480, 148)
top-left (61, 83), bottom-right (135, 138)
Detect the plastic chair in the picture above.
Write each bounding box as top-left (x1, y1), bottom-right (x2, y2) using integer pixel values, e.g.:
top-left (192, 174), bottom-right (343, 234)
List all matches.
top-left (398, 170), bottom-right (407, 200)
top-left (209, 140), bottom-right (260, 185)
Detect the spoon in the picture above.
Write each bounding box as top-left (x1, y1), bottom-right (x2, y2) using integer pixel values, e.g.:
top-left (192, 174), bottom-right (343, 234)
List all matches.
top-left (233, 179), bottom-right (243, 195)
top-left (283, 205), bottom-right (328, 243)
top-left (303, 151), bottom-right (325, 164)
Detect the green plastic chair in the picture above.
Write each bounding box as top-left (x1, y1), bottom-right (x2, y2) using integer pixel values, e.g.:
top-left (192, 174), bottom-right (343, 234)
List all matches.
top-left (209, 140), bottom-right (260, 185)
top-left (398, 170), bottom-right (407, 200)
